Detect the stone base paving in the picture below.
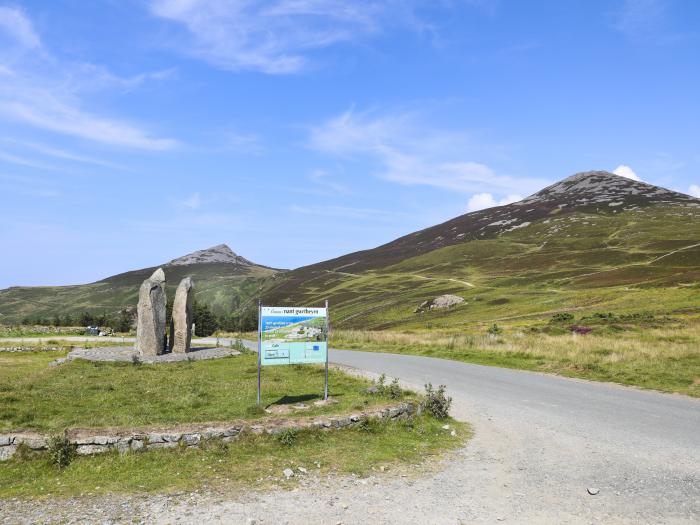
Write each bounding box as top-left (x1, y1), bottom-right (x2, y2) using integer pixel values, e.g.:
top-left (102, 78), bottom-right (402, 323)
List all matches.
top-left (67, 345), bottom-right (240, 363)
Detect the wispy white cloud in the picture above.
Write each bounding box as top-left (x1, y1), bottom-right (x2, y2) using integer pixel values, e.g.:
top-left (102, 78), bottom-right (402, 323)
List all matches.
top-left (149, 0), bottom-right (393, 73)
top-left (466, 192), bottom-right (522, 212)
top-left (688, 184), bottom-right (700, 198)
top-left (149, 0), bottom-right (488, 74)
top-left (309, 108), bottom-right (546, 195)
top-left (0, 96), bottom-right (178, 150)
top-left (0, 139), bottom-right (125, 170)
top-left (0, 150), bottom-right (60, 170)
top-left (612, 0), bottom-right (688, 44)
top-left (612, 164), bottom-right (641, 181)
top-left (0, 10), bottom-right (178, 151)
top-left (0, 6), bottom-right (41, 49)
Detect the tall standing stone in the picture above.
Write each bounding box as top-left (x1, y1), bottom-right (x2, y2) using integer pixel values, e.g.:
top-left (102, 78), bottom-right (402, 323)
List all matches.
top-left (135, 268), bottom-right (167, 357)
top-left (170, 277), bottom-right (194, 354)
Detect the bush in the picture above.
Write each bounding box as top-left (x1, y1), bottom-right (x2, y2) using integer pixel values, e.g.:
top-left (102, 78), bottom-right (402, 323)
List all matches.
top-left (371, 374), bottom-right (403, 399)
top-left (277, 428), bottom-right (298, 447)
top-left (47, 435), bottom-right (75, 470)
top-left (550, 312), bottom-right (574, 323)
top-left (487, 324), bottom-right (502, 336)
top-left (387, 378), bottom-right (402, 400)
top-left (423, 383), bottom-right (452, 419)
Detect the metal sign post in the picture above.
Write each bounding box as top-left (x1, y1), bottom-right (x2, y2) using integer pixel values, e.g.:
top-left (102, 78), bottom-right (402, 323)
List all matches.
top-left (257, 299), bottom-right (262, 405)
top-left (324, 299), bottom-right (329, 400)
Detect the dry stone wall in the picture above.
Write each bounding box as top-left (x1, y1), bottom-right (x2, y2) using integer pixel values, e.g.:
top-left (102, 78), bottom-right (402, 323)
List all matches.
top-left (0, 402), bottom-right (416, 461)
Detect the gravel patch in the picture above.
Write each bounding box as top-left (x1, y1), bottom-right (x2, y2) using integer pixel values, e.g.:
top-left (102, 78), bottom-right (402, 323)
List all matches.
top-left (66, 346), bottom-right (240, 363)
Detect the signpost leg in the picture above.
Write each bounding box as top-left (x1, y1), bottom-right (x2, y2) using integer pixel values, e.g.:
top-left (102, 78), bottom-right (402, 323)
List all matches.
top-left (324, 299), bottom-right (329, 401)
top-left (257, 300), bottom-right (262, 405)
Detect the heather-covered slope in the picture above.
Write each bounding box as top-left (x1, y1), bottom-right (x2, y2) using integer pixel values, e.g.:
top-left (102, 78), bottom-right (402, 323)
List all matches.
top-left (261, 171), bottom-right (700, 328)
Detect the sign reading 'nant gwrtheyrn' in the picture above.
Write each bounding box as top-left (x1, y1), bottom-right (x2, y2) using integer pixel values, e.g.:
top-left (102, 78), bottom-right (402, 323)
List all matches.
top-left (260, 306), bottom-right (328, 366)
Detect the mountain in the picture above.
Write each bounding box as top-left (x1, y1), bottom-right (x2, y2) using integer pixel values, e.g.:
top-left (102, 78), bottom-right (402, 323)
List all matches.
top-left (261, 171), bottom-right (700, 329)
top-left (3, 172), bottom-right (699, 329)
top-left (0, 245), bottom-right (279, 324)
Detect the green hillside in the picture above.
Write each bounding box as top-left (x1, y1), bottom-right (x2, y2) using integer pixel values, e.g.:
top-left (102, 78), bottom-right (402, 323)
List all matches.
top-left (261, 172), bottom-right (700, 329)
top-left (0, 246), bottom-right (278, 324)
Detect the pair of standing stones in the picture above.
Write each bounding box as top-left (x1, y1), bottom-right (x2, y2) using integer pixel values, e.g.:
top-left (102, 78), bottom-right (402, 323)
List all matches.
top-left (135, 268), bottom-right (194, 356)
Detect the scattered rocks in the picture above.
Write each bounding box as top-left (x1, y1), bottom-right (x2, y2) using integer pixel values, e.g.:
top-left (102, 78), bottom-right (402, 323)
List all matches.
top-left (283, 468), bottom-right (295, 480)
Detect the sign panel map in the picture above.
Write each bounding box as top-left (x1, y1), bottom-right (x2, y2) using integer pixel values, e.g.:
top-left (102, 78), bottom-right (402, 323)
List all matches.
top-left (260, 306), bottom-right (328, 366)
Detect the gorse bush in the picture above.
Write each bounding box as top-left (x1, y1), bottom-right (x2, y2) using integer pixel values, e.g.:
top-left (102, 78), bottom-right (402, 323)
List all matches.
top-left (423, 383), bottom-right (452, 420)
top-left (47, 435), bottom-right (75, 470)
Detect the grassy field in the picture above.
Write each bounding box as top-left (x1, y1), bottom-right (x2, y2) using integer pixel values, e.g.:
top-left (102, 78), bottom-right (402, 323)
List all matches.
top-left (0, 349), bottom-right (467, 499)
top-left (0, 415), bottom-right (468, 498)
top-left (331, 316), bottom-right (700, 397)
top-left (0, 351), bottom-right (397, 433)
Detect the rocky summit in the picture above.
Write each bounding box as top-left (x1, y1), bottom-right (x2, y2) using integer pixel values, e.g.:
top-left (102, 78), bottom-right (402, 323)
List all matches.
top-left (167, 244), bottom-right (255, 267)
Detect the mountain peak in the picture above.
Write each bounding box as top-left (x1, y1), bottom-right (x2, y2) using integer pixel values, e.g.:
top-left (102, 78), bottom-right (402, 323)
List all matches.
top-left (167, 244), bottom-right (254, 267)
top-left (521, 170), bottom-right (691, 206)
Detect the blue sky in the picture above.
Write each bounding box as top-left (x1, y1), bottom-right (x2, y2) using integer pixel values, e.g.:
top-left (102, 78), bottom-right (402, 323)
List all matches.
top-left (0, 0), bottom-right (698, 287)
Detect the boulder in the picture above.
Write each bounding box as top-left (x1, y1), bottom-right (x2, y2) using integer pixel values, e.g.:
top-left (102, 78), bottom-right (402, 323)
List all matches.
top-left (415, 294), bottom-right (465, 313)
top-left (135, 268), bottom-right (167, 356)
top-left (170, 277), bottom-right (194, 353)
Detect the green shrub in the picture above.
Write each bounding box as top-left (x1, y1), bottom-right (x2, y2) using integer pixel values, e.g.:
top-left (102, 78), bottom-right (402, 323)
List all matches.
top-left (550, 312), bottom-right (574, 323)
top-left (387, 378), bottom-right (402, 400)
top-left (423, 383), bottom-right (452, 420)
top-left (487, 324), bottom-right (502, 336)
top-left (47, 435), bottom-right (75, 470)
top-left (277, 428), bottom-right (298, 446)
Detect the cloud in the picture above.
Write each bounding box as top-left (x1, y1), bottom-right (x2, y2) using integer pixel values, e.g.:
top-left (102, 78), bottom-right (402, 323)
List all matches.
top-left (309, 108), bottom-right (547, 195)
top-left (0, 97), bottom-right (178, 150)
top-left (181, 192), bottom-right (202, 209)
top-left (688, 184), bottom-right (700, 198)
top-left (467, 192), bottom-right (522, 212)
top-left (149, 0), bottom-right (393, 74)
top-left (149, 0), bottom-right (491, 74)
top-left (0, 11), bottom-right (178, 151)
top-left (0, 6), bottom-right (41, 49)
top-left (612, 0), bottom-right (686, 44)
top-left (612, 164), bottom-right (641, 181)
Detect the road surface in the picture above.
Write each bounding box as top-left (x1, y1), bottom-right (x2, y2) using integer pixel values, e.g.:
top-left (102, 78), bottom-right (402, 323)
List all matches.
top-left (2, 337), bottom-right (698, 523)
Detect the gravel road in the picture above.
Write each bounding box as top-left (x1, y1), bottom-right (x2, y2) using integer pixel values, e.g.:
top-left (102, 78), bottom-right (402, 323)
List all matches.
top-left (1, 339), bottom-right (698, 524)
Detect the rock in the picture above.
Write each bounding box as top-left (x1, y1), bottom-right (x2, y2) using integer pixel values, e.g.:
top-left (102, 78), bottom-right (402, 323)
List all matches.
top-left (442, 424), bottom-right (450, 430)
top-left (76, 444), bottom-right (109, 455)
top-left (450, 430), bottom-right (457, 436)
top-left (135, 268), bottom-right (167, 357)
top-left (170, 277), bottom-right (194, 354)
top-left (415, 294), bottom-right (465, 313)
top-left (0, 436), bottom-right (12, 446)
top-left (365, 386), bottom-right (379, 395)
top-left (0, 445), bottom-right (17, 461)
top-left (283, 468), bottom-right (295, 479)
top-left (587, 487), bottom-right (600, 495)
top-left (298, 466), bottom-right (308, 474)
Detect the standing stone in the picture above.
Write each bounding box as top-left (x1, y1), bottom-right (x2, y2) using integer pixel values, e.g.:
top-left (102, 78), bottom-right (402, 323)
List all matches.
top-left (135, 268), bottom-right (167, 357)
top-left (170, 277), bottom-right (194, 353)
